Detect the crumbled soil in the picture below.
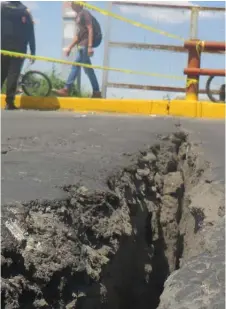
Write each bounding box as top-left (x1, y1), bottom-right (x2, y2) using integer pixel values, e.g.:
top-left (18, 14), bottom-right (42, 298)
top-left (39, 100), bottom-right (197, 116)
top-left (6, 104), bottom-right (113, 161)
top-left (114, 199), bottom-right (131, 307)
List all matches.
top-left (1, 132), bottom-right (224, 309)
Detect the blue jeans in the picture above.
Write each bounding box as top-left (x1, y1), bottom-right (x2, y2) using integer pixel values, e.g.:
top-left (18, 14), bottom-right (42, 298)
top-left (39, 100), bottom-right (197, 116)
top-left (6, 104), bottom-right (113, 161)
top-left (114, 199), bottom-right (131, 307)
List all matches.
top-left (65, 46), bottom-right (100, 92)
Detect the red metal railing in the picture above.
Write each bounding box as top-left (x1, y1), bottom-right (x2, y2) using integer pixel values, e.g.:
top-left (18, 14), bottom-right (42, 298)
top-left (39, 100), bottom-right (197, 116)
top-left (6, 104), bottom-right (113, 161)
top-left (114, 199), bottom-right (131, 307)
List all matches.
top-left (184, 40), bottom-right (226, 101)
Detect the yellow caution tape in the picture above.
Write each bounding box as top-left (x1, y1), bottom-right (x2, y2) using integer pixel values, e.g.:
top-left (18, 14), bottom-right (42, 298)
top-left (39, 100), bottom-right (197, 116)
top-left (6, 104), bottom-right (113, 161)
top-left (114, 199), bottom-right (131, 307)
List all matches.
top-left (75, 1), bottom-right (185, 42)
top-left (0, 50), bottom-right (186, 81)
top-left (186, 78), bottom-right (198, 88)
top-left (196, 40), bottom-right (205, 57)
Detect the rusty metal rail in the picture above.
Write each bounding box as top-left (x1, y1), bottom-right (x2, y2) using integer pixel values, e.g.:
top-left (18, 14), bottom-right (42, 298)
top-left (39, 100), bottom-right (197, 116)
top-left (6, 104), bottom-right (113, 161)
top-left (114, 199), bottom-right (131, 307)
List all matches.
top-left (109, 42), bottom-right (186, 53)
top-left (113, 1), bottom-right (225, 11)
top-left (184, 41), bottom-right (226, 51)
top-left (107, 82), bottom-right (220, 95)
top-left (109, 42), bottom-right (225, 54)
top-left (184, 68), bottom-right (225, 77)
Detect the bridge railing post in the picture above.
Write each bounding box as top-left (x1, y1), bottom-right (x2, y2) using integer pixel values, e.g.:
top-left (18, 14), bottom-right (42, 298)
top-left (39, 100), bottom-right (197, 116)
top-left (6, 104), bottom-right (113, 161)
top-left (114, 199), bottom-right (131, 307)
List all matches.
top-left (185, 40), bottom-right (201, 101)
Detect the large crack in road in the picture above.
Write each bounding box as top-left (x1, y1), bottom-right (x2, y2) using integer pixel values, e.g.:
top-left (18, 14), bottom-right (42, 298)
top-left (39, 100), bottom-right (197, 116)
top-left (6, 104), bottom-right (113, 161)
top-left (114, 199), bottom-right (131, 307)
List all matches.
top-left (1, 132), bottom-right (225, 309)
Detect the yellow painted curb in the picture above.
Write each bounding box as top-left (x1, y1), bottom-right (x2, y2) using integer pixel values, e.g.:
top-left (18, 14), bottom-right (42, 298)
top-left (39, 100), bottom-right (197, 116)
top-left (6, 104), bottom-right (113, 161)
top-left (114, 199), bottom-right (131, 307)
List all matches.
top-left (199, 101), bottom-right (226, 119)
top-left (1, 95), bottom-right (225, 119)
top-left (0, 95), bottom-right (169, 116)
top-left (164, 99), bottom-right (225, 119)
top-left (169, 100), bottom-right (198, 118)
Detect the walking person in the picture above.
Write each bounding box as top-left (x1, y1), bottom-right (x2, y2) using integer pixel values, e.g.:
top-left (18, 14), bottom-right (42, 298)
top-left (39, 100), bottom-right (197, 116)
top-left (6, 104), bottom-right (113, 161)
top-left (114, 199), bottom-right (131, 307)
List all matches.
top-left (54, 2), bottom-right (102, 98)
top-left (1, 1), bottom-right (36, 110)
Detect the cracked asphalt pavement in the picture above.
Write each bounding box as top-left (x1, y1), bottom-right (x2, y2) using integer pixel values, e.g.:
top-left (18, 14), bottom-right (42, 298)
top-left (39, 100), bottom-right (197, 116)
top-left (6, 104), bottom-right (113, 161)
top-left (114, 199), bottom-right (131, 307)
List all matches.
top-left (1, 110), bottom-right (225, 205)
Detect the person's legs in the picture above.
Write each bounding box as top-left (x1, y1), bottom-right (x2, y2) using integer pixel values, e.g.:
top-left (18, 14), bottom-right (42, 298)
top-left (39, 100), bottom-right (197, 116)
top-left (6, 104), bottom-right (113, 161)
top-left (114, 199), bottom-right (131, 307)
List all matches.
top-left (65, 50), bottom-right (82, 90)
top-left (54, 49), bottom-right (83, 96)
top-left (82, 47), bottom-right (101, 97)
top-left (1, 55), bottom-right (10, 88)
top-left (5, 57), bottom-right (24, 109)
top-left (54, 46), bottom-right (101, 98)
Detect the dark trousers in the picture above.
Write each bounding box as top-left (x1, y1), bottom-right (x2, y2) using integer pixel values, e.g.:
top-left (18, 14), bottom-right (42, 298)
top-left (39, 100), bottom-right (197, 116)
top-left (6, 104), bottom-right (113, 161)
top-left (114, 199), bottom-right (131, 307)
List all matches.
top-left (1, 54), bottom-right (24, 106)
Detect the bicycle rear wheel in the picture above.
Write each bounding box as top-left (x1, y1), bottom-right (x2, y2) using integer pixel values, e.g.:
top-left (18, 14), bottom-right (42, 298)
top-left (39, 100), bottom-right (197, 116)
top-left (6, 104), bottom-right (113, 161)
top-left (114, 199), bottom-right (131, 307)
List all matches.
top-left (21, 71), bottom-right (52, 97)
top-left (206, 76), bottom-right (225, 103)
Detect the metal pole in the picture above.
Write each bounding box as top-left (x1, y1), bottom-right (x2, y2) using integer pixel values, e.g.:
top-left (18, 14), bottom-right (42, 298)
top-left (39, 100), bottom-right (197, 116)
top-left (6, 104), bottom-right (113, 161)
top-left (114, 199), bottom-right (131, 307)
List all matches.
top-left (101, 2), bottom-right (112, 98)
top-left (185, 7), bottom-right (199, 101)
top-left (190, 7), bottom-right (199, 39)
top-left (185, 44), bottom-right (200, 101)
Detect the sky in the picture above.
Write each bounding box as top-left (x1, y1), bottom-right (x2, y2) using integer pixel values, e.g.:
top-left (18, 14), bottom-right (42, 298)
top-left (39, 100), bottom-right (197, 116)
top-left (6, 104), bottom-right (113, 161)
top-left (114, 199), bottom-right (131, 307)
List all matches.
top-left (23, 0), bottom-right (225, 99)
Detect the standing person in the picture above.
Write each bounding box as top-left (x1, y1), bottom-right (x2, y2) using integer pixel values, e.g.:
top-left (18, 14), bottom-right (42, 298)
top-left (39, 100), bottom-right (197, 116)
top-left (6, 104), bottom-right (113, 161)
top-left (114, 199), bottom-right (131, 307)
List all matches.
top-left (54, 2), bottom-right (102, 98)
top-left (1, 1), bottom-right (36, 110)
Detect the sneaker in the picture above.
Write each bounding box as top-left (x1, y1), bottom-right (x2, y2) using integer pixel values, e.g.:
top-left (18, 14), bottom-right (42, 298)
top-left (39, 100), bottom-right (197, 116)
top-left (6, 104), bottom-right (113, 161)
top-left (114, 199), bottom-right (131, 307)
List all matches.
top-left (92, 91), bottom-right (102, 98)
top-left (53, 88), bottom-right (69, 96)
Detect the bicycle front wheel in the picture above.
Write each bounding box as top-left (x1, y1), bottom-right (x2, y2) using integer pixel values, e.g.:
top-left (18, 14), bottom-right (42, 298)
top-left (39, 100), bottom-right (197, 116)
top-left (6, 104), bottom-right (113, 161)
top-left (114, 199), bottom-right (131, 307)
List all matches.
top-left (21, 71), bottom-right (52, 97)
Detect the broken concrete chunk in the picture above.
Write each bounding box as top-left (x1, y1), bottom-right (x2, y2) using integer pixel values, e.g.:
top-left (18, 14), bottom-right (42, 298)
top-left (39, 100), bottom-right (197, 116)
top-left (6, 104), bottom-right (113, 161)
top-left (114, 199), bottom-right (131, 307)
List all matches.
top-left (77, 186), bottom-right (89, 195)
top-left (135, 173), bottom-right (142, 181)
top-left (154, 173), bottom-right (163, 190)
top-left (160, 198), bottom-right (179, 225)
top-left (163, 172), bottom-right (184, 195)
top-left (136, 168), bottom-right (150, 177)
top-left (147, 174), bottom-right (154, 185)
top-left (80, 245), bottom-right (109, 281)
top-left (70, 198), bottom-right (77, 206)
top-left (5, 220), bottom-right (27, 245)
top-left (33, 299), bottom-right (48, 308)
top-left (141, 152), bottom-right (157, 163)
top-left (151, 186), bottom-right (157, 193)
top-left (65, 299), bottom-right (77, 309)
top-left (146, 201), bottom-right (156, 213)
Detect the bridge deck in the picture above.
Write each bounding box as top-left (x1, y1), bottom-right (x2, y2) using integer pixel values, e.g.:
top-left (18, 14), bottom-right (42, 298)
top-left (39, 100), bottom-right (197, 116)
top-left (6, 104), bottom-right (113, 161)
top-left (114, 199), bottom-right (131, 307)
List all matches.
top-left (1, 110), bottom-right (225, 204)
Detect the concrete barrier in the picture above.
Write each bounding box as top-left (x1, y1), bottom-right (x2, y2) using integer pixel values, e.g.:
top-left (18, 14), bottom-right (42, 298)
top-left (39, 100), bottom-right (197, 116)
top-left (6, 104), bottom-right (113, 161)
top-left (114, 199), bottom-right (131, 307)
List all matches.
top-left (1, 95), bottom-right (225, 119)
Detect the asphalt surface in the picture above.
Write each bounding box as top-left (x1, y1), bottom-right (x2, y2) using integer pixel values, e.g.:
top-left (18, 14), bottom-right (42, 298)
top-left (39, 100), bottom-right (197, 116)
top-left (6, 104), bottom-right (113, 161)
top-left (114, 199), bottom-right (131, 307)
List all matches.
top-left (1, 111), bottom-right (225, 204)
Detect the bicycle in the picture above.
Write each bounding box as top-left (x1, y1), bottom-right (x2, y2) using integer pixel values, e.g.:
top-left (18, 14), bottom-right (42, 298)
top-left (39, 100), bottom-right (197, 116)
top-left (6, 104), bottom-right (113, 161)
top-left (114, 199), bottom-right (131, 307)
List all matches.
top-left (206, 75), bottom-right (225, 103)
top-left (17, 63), bottom-right (52, 97)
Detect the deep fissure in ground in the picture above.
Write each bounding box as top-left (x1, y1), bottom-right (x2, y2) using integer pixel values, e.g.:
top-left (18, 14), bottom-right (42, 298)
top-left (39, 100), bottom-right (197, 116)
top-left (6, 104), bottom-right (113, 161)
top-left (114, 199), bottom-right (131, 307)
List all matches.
top-left (2, 131), bottom-right (219, 309)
